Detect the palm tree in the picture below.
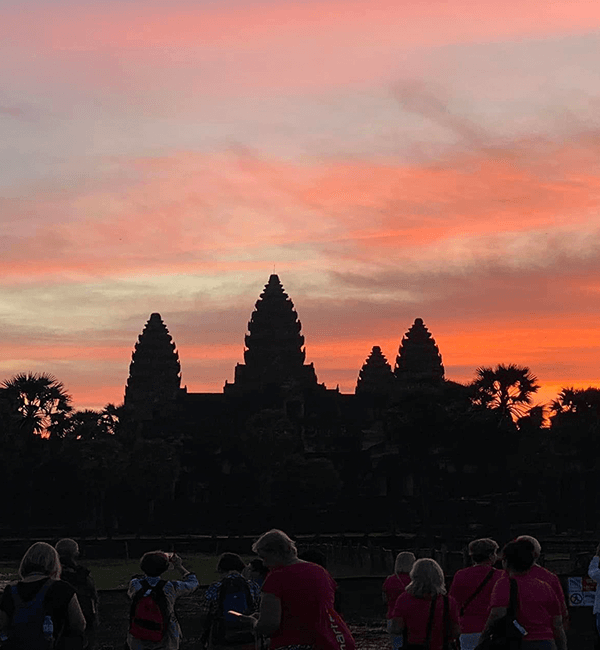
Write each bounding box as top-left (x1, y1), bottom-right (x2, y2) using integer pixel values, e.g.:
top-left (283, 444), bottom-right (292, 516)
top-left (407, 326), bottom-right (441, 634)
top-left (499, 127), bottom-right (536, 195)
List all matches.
top-left (471, 363), bottom-right (540, 420)
top-left (550, 386), bottom-right (600, 417)
top-left (1, 372), bottom-right (73, 438)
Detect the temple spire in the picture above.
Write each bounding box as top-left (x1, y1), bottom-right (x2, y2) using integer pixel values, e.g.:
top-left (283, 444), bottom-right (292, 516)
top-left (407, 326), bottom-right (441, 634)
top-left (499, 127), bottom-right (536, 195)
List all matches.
top-left (356, 346), bottom-right (394, 395)
top-left (394, 318), bottom-right (444, 384)
top-left (124, 313), bottom-right (182, 418)
top-left (228, 274), bottom-right (318, 392)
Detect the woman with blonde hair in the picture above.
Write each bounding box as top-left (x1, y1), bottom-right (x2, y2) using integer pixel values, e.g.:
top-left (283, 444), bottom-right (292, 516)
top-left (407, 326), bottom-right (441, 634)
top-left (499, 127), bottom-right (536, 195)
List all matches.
top-left (383, 552), bottom-right (416, 649)
top-left (391, 558), bottom-right (460, 650)
top-left (0, 541), bottom-right (86, 648)
top-left (236, 529), bottom-right (355, 650)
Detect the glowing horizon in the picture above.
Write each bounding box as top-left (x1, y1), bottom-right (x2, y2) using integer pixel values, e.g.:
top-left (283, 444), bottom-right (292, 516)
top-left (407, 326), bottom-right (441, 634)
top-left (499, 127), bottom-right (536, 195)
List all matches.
top-left (2, 0), bottom-right (600, 412)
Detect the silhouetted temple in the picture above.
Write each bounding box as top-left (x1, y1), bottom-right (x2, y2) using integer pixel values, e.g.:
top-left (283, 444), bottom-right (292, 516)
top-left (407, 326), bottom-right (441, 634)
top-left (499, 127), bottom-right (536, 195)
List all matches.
top-left (123, 276), bottom-right (446, 412)
top-left (395, 317), bottom-right (445, 384)
top-left (225, 274), bottom-right (319, 395)
top-left (116, 275), bottom-right (481, 532)
top-left (124, 312), bottom-right (181, 419)
top-left (356, 346), bottom-right (394, 395)
top-left (122, 275), bottom-right (449, 470)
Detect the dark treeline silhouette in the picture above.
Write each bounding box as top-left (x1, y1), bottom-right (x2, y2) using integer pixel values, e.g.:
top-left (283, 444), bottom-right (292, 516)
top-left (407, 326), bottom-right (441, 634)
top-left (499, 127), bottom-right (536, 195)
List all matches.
top-left (1, 275), bottom-right (598, 540)
top-left (0, 366), bottom-right (598, 540)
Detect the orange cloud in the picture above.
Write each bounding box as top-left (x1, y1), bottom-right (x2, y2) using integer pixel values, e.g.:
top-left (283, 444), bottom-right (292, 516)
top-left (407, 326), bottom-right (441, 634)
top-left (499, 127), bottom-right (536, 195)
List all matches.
top-left (2, 131), bottom-right (600, 285)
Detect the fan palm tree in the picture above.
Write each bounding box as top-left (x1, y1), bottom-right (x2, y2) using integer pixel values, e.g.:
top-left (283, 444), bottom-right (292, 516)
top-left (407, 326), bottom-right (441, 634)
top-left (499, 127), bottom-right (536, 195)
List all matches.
top-left (471, 363), bottom-right (540, 420)
top-left (1, 372), bottom-right (72, 438)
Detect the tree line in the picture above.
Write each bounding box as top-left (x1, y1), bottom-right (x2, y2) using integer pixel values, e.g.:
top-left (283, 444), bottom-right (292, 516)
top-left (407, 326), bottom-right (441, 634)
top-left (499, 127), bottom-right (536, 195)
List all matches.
top-left (0, 366), bottom-right (598, 538)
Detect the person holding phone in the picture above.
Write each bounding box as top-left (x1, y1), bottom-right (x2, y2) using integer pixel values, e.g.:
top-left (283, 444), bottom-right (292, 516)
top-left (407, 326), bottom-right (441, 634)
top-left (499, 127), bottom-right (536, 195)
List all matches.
top-left (127, 551), bottom-right (198, 650)
top-left (235, 529), bottom-right (355, 650)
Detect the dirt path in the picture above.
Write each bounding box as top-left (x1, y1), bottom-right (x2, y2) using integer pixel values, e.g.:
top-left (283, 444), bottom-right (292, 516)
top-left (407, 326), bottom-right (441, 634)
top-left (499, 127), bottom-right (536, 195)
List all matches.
top-left (95, 589), bottom-right (389, 650)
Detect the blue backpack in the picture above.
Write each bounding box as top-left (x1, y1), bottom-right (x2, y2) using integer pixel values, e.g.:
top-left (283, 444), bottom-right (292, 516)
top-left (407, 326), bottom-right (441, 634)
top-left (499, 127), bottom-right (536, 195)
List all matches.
top-left (3, 579), bottom-right (55, 649)
top-left (211, 574), bottom-right (256, 646)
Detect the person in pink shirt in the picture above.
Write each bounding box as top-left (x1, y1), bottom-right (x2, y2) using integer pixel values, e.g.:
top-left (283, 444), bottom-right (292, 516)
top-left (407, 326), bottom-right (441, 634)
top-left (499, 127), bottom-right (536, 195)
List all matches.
top-left (383, 552), bottom-right (415, 649)
top-left (449, 538), bottom-right (502, 650)
top-left (515, 535), bottom-right (568, 624)
top-left (481, 539), bottom-right (567, 650)
top-left (390, 558), bottom-right (460, 650)
top-left (236, 529), bottom-right (355, 650)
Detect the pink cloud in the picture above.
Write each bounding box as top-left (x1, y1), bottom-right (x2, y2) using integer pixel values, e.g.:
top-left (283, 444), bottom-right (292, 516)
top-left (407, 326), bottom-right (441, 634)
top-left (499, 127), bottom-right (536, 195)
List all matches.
top-left (2, 0), bottom-right (600, 96)
top-left (4, 1), bottom-right (600, 52)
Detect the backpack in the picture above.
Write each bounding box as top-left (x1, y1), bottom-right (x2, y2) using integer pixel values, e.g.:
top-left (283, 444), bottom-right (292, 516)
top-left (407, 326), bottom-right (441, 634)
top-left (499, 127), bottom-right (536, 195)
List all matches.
top-left (129, 579), bottom-right (170, 643)
top-left (59, 565), bottom-right (97, 628)
top-left (210, 574), bottom-right (256, 647)
top-left (3, 579), bottom-right (56, 649)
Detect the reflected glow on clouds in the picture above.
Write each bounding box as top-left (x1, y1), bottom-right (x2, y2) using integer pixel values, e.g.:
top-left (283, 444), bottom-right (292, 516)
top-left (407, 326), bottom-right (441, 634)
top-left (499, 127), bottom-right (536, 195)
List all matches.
top-left (2, 0), bottom-right (600, 408)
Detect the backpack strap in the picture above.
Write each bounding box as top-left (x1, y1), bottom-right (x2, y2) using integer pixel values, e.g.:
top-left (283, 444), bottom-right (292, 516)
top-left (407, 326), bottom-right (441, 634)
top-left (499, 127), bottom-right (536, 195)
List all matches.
top-left (443, 595), bottom-right (454, 650)
top-left (153, 580), bottom-right (167, 594)
top-left (10, 579), bottom-right (54, 613)
top-left (459, 569), bottom-right (495, 616)
top-left (423, 594), bottom-right (437, 650)
top-left (507, 578), bottom-right (519, 618)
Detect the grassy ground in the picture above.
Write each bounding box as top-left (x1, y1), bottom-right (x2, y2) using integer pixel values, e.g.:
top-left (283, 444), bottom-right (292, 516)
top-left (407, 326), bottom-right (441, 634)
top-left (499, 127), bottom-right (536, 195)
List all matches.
top-left (0, 553), bottom-right (259, 590)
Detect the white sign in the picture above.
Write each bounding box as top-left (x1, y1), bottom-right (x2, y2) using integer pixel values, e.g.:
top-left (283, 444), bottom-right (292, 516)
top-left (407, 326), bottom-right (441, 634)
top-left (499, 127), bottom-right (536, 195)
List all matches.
top-left (567, 577), bottom-right (596, 607)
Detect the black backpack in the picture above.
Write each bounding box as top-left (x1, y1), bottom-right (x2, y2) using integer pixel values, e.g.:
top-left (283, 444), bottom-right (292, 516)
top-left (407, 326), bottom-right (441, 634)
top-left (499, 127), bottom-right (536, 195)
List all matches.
top-left (3, 580), bottom-right (56, 650)
top-left (207, 575), bottom-right (256, 647)
top-left (59, 565), bottom-right (97, 628)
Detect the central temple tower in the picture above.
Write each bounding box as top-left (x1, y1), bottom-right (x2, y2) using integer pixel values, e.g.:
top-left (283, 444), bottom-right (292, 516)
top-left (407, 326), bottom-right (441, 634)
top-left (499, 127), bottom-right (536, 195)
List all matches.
top-left (225, 274), bottom-right (318, 394)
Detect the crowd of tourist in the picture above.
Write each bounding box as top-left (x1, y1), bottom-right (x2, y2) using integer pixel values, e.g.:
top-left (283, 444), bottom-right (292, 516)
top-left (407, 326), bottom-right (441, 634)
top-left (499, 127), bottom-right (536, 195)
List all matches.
top-left (0, 530), bottom-right (597, 650)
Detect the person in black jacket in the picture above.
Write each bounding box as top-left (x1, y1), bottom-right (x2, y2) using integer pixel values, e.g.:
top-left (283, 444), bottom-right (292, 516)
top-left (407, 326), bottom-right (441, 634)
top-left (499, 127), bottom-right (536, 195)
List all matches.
top-left (55, 539), bottom-right (99, 650)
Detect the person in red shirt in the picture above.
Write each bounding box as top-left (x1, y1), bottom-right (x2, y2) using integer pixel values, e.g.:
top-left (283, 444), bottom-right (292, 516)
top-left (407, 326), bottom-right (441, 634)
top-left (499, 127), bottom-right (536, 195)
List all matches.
top-left (481, 539), bottom-right (567, 650)
top-left (383, 552), bottom-right (415, 650)
top-left (390, 558), bottom-right (460, 650)
top-left (515, 535), bottom-right (568, 624)
top-left (237, 529), bottom-right (355, 650)
top-left (449, 538), bottom-right (502, 650)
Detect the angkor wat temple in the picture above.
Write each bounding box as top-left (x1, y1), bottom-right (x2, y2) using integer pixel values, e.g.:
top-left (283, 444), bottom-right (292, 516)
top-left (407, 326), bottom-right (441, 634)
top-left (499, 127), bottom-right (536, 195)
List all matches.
top-left (119, 274), bottom-right (486, 534)
top-left (124, 273), bottom-right (445, 422)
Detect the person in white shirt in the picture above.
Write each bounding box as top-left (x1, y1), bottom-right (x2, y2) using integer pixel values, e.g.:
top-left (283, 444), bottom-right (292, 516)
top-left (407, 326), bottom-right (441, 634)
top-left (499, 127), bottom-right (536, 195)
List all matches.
top-left (587, 543), bottom-right (600, 638)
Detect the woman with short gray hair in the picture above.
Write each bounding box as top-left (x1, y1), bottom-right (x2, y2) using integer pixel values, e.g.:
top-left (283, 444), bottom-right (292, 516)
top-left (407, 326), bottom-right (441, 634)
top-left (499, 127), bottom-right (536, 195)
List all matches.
top-left (449, 538), bottom-right (501, 650)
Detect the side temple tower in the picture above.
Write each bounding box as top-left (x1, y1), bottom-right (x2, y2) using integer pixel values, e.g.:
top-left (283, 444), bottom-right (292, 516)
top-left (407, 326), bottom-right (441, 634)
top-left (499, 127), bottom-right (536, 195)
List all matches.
top-left (124, 312), bottom-right (182, 418)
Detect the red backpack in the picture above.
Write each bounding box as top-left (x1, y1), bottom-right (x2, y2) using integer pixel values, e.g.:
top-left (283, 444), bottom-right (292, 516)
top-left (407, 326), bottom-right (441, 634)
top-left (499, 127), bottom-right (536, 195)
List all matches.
top-left (129, 579), bottom-right (170, 642)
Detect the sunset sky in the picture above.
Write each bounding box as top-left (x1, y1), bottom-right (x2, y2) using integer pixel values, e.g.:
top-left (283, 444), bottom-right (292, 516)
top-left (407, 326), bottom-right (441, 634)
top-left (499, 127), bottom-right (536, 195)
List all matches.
top-left (2, 0), bottom-right (600, 410)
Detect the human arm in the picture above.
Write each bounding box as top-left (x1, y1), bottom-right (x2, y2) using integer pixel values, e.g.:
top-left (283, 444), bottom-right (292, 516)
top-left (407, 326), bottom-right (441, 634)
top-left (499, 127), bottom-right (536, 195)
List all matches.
top-left (552, 615), bottom-right (567, 650)
top-left (236, 592), bottom-right (282, 636)
top-left (254, 592), bottom-right (281, 636)
top-left (451, 619), bottom-right (461, 640)
top-left (127, 578), bottom-right (142, 600)
top-left (171, 554), bottom-right (199, 595)
top-left (589, 550), bottom-right (600, 582)
top-left (67, 594), bottom-right (86, 635)
top-left (448, 596), bottom-right (461, 641)
top-left (389, 616), bottom-right (405, 636)
top-left (479, 606), bottom-right (507, 641)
